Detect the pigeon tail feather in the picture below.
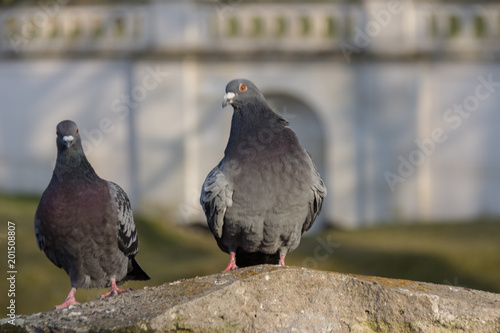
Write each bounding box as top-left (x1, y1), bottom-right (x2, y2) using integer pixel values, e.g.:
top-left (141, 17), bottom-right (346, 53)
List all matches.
top-left (125, 257), bottom-right (150, 281)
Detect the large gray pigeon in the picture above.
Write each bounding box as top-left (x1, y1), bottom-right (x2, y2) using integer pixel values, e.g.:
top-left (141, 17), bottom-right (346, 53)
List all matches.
top-left (200, 79), bottom-right (327, 272)
top-left (34, 120), bottom-right (150, 309)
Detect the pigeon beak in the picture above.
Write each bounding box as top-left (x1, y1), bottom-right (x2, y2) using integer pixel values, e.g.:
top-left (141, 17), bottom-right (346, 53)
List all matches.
top-left (63, 135), bottom-right (74, 148)
top-left (222, 92), bottom-right (236, 108)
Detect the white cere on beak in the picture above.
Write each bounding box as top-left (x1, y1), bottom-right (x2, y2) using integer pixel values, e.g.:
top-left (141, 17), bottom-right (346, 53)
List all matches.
top-left (63, 135), bottom-right (74, 147)
top-left (222, 92), bottom-right (236, 107)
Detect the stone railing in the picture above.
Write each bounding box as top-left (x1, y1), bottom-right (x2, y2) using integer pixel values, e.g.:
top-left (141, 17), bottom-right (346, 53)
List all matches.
top-left (415, 4), bottom-right (500, 53)
top-left (0, 5), bottom-right (149, 53)
top-left (1, 2), bottom-right (500, 56)
top-left (210, 4), bottom-right (358, 51)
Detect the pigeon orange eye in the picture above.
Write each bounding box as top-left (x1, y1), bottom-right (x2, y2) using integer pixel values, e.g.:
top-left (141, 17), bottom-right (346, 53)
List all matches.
top-left (239, 83), bottom-right (247, 92)
top-left (76, 128), bottom-right (79, 134)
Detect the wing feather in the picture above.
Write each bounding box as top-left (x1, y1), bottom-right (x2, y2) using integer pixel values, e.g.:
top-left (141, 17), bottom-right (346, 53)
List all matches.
top-left (302, 163), bottom-right (327, 233)
top-left (34, 217), bottom-right (63, 269)
top-left (200, 161), bottom-right (233, 240)
top-left (108, 181), bottom-right (138, 257)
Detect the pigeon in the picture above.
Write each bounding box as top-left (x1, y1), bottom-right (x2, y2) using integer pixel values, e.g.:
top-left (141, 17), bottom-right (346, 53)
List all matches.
top-left (200, 79), bottom-right (327, 272)
top-left (34, 120), bottom-right (150, 309)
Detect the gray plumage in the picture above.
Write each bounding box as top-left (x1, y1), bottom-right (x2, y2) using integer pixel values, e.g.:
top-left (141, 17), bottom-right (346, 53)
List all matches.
top-left (34, 120), bottom-right (149, 302)
top-left (200, 79), bottom-right (327, 270)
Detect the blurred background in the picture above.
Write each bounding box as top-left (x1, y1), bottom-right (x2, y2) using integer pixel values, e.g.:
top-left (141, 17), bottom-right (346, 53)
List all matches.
top-left (0, 0), bottom-right (499, 314)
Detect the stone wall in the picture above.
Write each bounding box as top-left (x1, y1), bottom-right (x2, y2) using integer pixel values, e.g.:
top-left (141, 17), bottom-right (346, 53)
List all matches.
top-left (3, 266), bottom-right (500, 332)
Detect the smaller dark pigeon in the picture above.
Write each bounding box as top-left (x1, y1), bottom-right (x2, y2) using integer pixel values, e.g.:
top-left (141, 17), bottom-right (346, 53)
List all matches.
top-left (34, 120), bottom-right (150, 309)
top-left (200, 79), bottom-right (327, 272)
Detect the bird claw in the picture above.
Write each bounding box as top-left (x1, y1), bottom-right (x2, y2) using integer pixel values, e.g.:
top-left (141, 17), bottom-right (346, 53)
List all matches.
top-left (279, 254), bottom-right (286, 267)
top-left (54, 287), bottom-right (79, 309)
top-left (100, 287), bottom-right (131, 299)
top-left (223, 251), bottom-right (238, 272)
top-left (54, 297), bottom-right (79, 309)
top-left (99, 278), bottom-right (132, 299)
top-left (223, 263), bottom-right (239, 272)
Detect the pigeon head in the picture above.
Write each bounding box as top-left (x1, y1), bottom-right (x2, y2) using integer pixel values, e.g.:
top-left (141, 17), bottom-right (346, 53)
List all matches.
top-left (222, 79), bottom-right (266, 109)
top-left (54, 120), bottom-right (96, 176)
top-left (56, 120), bottom-right (83, 153)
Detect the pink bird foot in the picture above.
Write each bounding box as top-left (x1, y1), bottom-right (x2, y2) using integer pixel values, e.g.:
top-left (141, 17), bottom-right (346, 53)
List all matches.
top-left (54, 287), bottom-right (80, 309)
top-left (224, 251), bottom-right (238, 272)
top-left (100, 278), bottom-right (131, 299)
top-left (279, 254), bottom-right (286, 267)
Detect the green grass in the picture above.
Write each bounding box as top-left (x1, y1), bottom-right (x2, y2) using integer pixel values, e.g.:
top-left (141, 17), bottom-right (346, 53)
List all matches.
top-left (0, 194), bottom-right (499, 315)
top-left (293, 221), bottom-right (500, 292)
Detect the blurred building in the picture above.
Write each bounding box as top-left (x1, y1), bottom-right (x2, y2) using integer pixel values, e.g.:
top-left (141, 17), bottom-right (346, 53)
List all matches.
top-left (1, 1), bottom-right (500, 228)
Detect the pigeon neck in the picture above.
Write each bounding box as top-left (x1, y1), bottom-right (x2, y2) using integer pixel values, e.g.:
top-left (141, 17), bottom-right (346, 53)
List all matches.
top-left (224, 105), bottom-right (288, 159)
top-left (55, 151), bottom-right (99, 181)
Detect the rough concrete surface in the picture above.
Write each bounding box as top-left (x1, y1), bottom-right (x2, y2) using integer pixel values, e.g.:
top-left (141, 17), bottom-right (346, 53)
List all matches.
top-left (1, 266), bottom-right (500, 332)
